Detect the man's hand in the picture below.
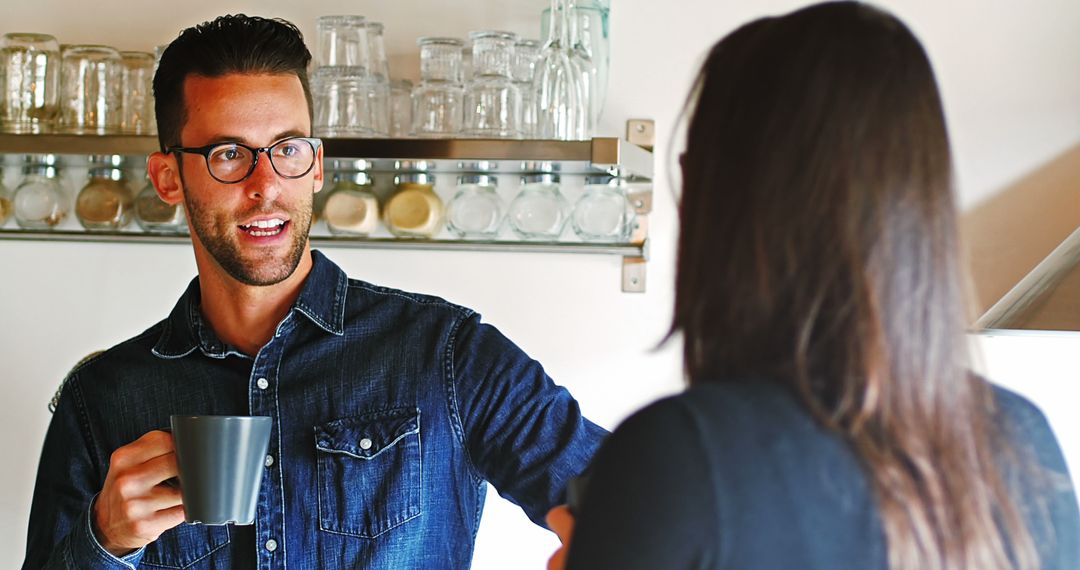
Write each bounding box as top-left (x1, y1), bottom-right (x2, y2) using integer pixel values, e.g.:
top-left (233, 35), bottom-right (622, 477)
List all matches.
top-left (546, 505), bottom-right (575, 570)
top-left (92, 430), bottom-right (186, 557)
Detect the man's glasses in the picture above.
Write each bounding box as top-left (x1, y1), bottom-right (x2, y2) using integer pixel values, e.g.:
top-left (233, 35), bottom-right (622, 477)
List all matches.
top-left (166, 137), bottom-right (322, 184)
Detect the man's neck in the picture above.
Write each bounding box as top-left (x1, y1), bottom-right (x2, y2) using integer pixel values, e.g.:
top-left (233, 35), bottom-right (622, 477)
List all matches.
top-left (196, 249), bottom-right (314, 356)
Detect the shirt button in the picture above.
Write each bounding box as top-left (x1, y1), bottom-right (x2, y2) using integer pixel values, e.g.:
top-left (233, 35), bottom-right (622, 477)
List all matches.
top-left (359, 438), bottom-right (373, 450)
top-left (265, 538), bottom-right (278, 552)
top-left (256, 377), bottom-right (269, 390)
top-left (264, 454), bottom-right (274, 467)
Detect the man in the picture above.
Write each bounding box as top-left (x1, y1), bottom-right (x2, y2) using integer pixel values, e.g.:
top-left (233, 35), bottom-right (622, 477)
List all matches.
top-left (24, 15), bottom-right (604, 569)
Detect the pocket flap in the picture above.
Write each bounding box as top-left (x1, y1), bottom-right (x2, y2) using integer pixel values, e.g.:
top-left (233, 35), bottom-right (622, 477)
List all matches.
top-left (315, 407), bottom-right (420, 460)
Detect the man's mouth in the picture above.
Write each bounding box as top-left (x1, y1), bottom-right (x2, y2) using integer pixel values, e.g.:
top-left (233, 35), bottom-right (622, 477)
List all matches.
top-left (238, 218), bottom-right (288, 237)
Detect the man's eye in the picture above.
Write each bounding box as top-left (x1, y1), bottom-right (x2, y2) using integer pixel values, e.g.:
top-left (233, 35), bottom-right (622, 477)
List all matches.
top-left (222, 148), bottom-right (241, 160)
top-left (277, 143), bottom-right (300, 157)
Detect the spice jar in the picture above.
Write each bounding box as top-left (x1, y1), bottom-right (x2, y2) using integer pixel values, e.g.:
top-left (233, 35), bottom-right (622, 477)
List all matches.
top-left (447, 173), bottom-right (503, 239)
top-left (322, 160), bottom-right (379, 237)
top-left (571, 175), bottom-right (634, 242)
top-left (134, 173), bottom-right (185, 233)
top-left (384, 163), bottom-right (443, 238)
top-left (0, 166), bottom-right (12, 226)
top-left (508, 173), bottom-right (569, 240)
top-left (76, 154), bottom-right (133, 230)
top-left (13, 154), bottom-right (67, 229)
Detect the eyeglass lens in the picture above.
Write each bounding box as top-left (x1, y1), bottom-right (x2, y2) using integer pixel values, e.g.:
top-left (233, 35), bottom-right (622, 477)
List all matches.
top-left (207, 139), bottom-right (316, 182)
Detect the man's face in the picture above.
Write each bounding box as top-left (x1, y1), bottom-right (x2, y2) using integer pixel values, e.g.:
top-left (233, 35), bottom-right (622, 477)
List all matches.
top-left (176, 73), bottom-right (322, 286)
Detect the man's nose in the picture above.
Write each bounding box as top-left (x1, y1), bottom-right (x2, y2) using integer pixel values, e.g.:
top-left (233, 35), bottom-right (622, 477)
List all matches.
top-left (243, 151), bottom-right (282, 201)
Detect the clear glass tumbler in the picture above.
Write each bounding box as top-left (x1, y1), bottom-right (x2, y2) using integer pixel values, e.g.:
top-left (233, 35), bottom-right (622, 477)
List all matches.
top-left (463, 31), bottom-right (522, 139)
top-left (447, 173), bottom-right (503, 239)
top-left (60, 45), bottom-right (123, 134)
top-left (120, 51), bottom-right (155, 134)
top-left (512, 39), bottom-right (541, 139)
top-left (312, 66), bottom-right (382, 137)
top-left (410, 37), bottom-right (465, 138)
top-left (508, 173), bottom-right (570, 239)
top-left (390, 79), bottom-right (413, 138)
top-left (315, 15), bottom-right (369, 68)
top-left (1, 33), bottom-right (61, 133)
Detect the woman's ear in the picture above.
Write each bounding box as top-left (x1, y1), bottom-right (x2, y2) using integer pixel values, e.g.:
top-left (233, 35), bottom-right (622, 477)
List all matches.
top-left (147, 152), bottom-right (184, 205)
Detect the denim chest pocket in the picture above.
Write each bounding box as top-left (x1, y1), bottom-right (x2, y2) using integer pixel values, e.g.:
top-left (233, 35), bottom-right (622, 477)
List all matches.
top-left (139, 523), bottom-right (230, 569)
top-left (315, 407), bottom-right (422, 538)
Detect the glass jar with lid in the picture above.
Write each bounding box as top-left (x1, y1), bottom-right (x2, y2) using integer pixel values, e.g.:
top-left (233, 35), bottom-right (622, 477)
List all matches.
top-left (384, 162), bottom-right (443, 238)
top-left (447, 170), bottom-right (503, 239)
top-left (508, 173), bottom-right (569, 240)
top-left (134, 172), bottom-right (185, 233)
top-left (571, 175), bottom-right (634, 242)
top-left (76, 154), bottom-right (133, 230)
top-left (0, 165), bottom-right (12, 226)
top-left (13, 154), bottom-right (67, 229)
top-left (322, 159), bottom-right (379, 237)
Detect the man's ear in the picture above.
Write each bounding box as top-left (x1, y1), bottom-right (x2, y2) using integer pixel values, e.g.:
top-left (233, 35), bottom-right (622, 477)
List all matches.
top-left (147, 151), bottom-right (184, 205)
top-left (312, 143), bottom-right (325, 193)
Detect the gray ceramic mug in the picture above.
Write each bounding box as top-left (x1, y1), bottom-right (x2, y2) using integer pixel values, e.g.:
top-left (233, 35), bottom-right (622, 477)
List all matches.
top-left (169, 415), bottom-right (272, 525)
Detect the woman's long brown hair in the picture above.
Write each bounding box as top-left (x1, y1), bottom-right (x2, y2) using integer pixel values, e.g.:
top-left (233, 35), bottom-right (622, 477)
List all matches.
top-left (672, 2), bottom-right (1038, 568)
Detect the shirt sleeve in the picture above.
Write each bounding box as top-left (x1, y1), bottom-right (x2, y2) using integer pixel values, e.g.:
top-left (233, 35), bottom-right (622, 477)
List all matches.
top-left (565, 396), bottom-right (720, 570)
top-left (23, 374), bottom-right (145, 570)
top-left (448, 313), bottom-right (608, 526)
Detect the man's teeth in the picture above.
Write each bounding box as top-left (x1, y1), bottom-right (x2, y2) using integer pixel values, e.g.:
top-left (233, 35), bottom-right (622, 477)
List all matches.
top-left (240, 219), bottom-right (286, 236)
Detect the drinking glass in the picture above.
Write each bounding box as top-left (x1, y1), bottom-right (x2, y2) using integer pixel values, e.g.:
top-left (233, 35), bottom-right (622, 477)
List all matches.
top-left (1, 33), bottom-right (61, 133)
top-left (410, 38), bottom-right (465, 138)
top-left (390, 79), bottom-right (413, 138)
top-left (463, 31), bottom-right (522, 139)
top-left (542, 0), bottom-right (609, 125)
top-left (312, 66), bottom-right (382, 137)
top-left (535, 0), bottom-right (591, 140)
top-left (60, 45), bottom-right (123, 134)
top-left (316, 15), bottom-right (369, 68)
top-left (120, 51), bottom-right (155, 134)
top-left (512, 39), bottom-right (541, 138)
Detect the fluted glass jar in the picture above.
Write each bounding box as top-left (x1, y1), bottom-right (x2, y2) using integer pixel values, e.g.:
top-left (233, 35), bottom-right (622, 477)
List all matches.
top-left (411, 37), bottom-right (465, 137)
top-left (385, 164), bottom-right (443, 238)
top-left (512, 39), bottom-right (541, 139)
top-left (135, 174), bottom-right (185, 233)
top-left (572, 175), bottom-right (634, 242)
top-left (463, 31), bottom-right (522, 138)
top-left (76, 154), bottom-right (133, 230)
top-left (13, 155), bottom-right (67, 229)
top-left (447, 173), bottom-right (503, 239)
top-left (322, 160), bottom-right (379, 237)
top-left (508, 173), bottom-right (569, 239)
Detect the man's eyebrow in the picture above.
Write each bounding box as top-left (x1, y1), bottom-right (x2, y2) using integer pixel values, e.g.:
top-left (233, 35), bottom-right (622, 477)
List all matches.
top-left (200, 130), bottom-right (309, 146)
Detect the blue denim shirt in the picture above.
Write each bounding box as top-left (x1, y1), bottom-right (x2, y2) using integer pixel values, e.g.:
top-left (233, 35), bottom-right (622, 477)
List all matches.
top-left (24, 250), bottom-right (606, 569)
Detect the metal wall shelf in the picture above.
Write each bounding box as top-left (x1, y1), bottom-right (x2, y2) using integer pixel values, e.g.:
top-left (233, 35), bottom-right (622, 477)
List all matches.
top-left (0, 128), bottom-right (654, 292)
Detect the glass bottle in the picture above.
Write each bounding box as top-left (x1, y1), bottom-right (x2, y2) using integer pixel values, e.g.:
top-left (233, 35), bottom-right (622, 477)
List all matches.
top-left (0, 165), bottom-right (11, 226)
top-left (13, 155), bottom-right (67, 229)
top-left (534, 0), bottom-right (590, 140)
top-left (322, 160), bottom-right (379, 237)
top-left (447, 173), bottom-right (503, 239)
top-left (385, 163), bottom-right (443, 238)
top-left (572, 175), bottom-right (633, 242)
top-left (512, 39), bottom-right (541, 139)
top-left (508, 173), bottom-right (569, 240)
top-left (76, 154), bottom-right (133, 230)
top-left (463, 31), bottom-right (522, 139)
top-left (411, 38), bottom-right (465, 137)
top-left (542, 0), bottom-right (608, 126)
top-left (135, 173), bottom-right (185, 233)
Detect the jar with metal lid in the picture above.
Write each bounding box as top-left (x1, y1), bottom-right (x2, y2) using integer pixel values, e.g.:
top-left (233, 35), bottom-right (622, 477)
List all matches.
top-left (0, 165), bottom-right (12, 226)
top-left (13, 154), bottom-right (67, 229)
top-left (385, 164), bottom-right (443, 238)
top-left (447, 173), bottom-right (503, 239)
top-left (76, 154), bottom-right (133, 230)
top-left (508, 173), bottom-right (569, 240)
top-left (572, 175), bottom-right (634, 242)
top-left (323, 159), bottom-right (379, 237)
top-left (134, 172), bottom-right (185, 233)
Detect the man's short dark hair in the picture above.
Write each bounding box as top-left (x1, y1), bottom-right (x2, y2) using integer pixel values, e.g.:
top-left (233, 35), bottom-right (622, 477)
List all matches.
top-left (153, 14), bottom-right (314, 152)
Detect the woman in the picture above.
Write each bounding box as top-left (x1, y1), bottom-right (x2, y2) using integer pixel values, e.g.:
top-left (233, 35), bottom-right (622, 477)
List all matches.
top-left (548, 2), bottom-right (1080, 569)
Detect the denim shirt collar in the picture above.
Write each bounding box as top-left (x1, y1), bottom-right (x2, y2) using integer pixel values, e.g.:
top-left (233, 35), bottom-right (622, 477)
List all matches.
top-left (152, 249), bottom-right (348, 359)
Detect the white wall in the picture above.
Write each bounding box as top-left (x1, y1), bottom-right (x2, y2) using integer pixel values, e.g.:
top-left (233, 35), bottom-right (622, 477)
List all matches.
top-left (2, 1), bottom-right (1080, 568)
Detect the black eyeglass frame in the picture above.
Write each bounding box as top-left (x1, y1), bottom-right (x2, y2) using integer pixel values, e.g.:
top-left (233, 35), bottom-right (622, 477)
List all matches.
top-left (165, 136), bottom-right (323, 184)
